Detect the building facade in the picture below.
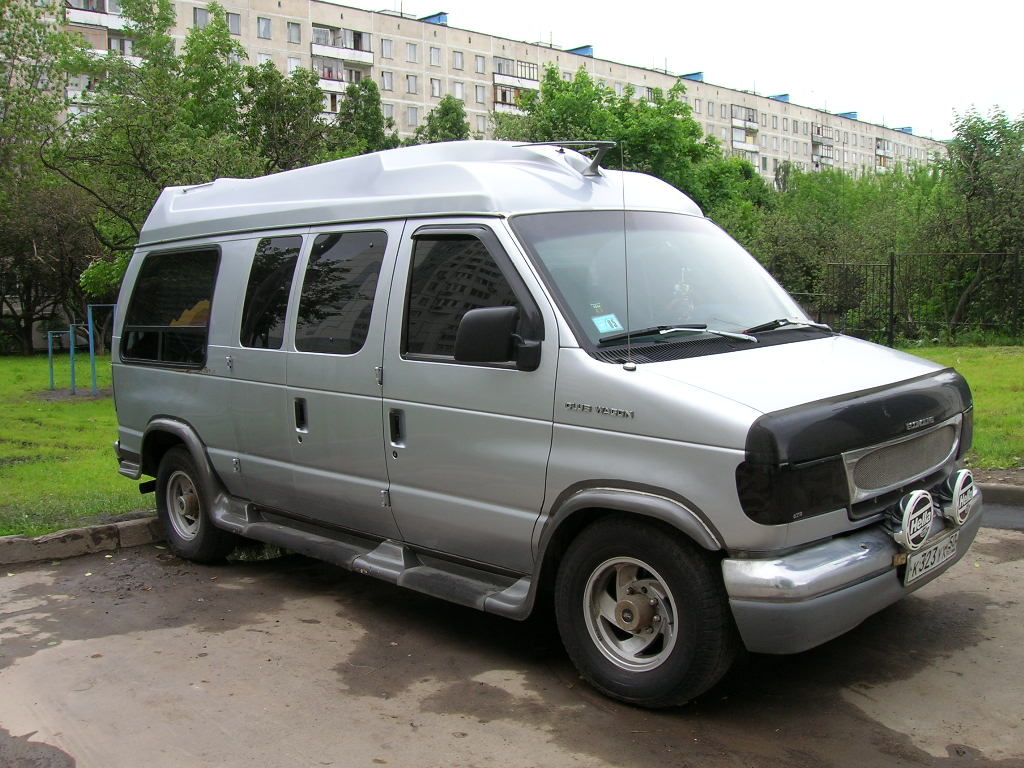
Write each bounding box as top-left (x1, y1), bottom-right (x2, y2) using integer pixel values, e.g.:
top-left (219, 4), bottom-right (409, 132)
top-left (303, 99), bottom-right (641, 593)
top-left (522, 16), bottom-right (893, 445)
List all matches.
top-left (64, 0), bottom-right (946, 179)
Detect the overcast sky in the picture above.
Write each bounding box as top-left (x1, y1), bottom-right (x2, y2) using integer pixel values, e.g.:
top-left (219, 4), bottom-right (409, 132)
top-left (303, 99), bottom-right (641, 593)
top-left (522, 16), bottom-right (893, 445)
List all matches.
top-left (349, 0), bottom-right (1022, 141)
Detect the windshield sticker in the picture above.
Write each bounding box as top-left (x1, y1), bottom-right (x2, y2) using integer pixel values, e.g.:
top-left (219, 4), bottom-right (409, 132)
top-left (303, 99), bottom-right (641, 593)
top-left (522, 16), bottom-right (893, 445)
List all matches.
top-left (592, 314), bottom-right (624, 333)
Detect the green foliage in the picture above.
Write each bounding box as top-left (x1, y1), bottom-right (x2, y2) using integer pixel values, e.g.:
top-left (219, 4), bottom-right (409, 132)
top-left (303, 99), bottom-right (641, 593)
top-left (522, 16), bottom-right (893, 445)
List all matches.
top-left (242, 63), bottom-right (332, 173)
top-left (412, 94), bottom-right (471, 144)
top-left (180, 2), bottom-right (247, 136)
top-left (332, 79), bottom-right (400, 156)
top-left (491, 66), bottom-right (771, 219)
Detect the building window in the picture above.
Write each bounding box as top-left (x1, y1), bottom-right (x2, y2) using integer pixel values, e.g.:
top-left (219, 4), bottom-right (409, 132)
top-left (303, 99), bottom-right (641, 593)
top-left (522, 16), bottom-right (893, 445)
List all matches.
top-left (257, 52), bottom-right (273, 66)
top-left (475, 55), bottom-right (485, 73)
top-left (494, 85), bottom-right (516, 105)
top-left (287, 56), bottom-right (300, 73)
top-left (453, 81), bottom-right (464, 100)
top-left (783, 138), bottom-right (790, 152)
top-left (430, 46), bottom-right (441, 66)
top-left (257, 17), bottom-right (271, 39)
top-left (453, 50), bottom-right (463, 69)
top-left (226, 12), bottom-right (240, 35)
top-left (382, 103), bottom-right (394, 119)
top-left (762, 156), bottom-right (768, 171)
top-left (615, 82), bottom-right (624, 96)
top-left (773, 136), bottom-right (780, 150)
top-left (720, 127), bottom-right (727, 140)
top-left (406, 74), bottom-right (417, 93)
top-left (707, 100), bottom-right (714, 116)
top-left (721, 103), bottom-right (728, 118)
top-left (108, 36), bottom-right (133, 55)
top-left (494, 56), bottom-right (514, 75)
top-left (406, 42), bottom-right (418, 62)
top-left (312, 25), bottom-right (331, 46)
top-left (287, 22), bottom-right (300, 44)
top-left (475, 84), bottom-right (486, 104)
top-left (345, 68), bottom-right (362, 84)
top-left (381, 71), bottom-right (393, 91)
top-left (407, 106), bottom-right (419, 127)
top-left (477, 114), bottom-right (487, 133)
top-left (772, 115), bottom-right (778, 129)
top-left (783, 118), bottom-right (789, 131)
top-left (381, 38), bottom-right (393, 58)
top-left (193, 7), bottom-right (209, 28)
top-left (341, 29), bottom-right (370, 51)
top-left (516, 61), bottom-right (538, 80)
top-left (430, 78), bottom-right (441, 97)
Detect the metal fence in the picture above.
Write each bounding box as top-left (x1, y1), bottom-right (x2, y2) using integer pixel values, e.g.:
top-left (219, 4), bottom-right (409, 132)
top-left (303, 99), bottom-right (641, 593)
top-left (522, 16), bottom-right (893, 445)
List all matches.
top-left (788, 252), bottom-right (1023, 345)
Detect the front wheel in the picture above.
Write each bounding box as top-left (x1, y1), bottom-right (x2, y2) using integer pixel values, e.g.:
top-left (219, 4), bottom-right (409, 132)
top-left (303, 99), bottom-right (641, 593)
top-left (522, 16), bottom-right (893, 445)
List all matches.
top-left (554, 516), bottom-right (739, 707)
top-left (156, 446), bottom-right (237, 563)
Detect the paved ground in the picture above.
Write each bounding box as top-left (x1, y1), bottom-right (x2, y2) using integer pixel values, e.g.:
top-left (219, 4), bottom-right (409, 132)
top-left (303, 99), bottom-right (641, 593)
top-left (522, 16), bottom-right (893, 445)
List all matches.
top-left (1, 525), bottom-right (1022, 768)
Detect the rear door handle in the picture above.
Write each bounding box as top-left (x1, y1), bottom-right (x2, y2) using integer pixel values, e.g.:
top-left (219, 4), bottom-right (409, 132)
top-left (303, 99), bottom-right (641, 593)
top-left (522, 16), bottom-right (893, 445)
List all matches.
top-left (388, 408), bottom-right (404, 446)
top-left (294, 398), bottom-right (308, 432)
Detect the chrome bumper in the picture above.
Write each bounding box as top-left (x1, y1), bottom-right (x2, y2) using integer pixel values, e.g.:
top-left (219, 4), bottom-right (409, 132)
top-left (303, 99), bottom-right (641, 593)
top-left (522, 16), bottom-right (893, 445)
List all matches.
top-left (723, 489), bottom-right (983, 654)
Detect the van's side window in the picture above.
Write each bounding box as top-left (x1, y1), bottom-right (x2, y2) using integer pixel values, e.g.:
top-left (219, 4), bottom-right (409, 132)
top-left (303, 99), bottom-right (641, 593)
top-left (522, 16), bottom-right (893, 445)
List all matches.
top-left (240, 236), bottom-right (301, 349)
top-left (294, 231), bottom-right (386, 354)
top-left (405, 235), bottom-right (518, 357)
top-left (121, 248), bottom-right (219, 367)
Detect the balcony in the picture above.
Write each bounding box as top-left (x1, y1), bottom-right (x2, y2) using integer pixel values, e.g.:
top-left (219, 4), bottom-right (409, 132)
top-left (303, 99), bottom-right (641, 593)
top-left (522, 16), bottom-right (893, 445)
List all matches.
top-left (66, 7), bottom-right (126, 29)
top-left (494, 72), bottom-right (538, 90)
top-left (811, 134), bottom-right (834, 147)
top-left (732, 140), bottom-right (759, 153)
top-left (318, 77), bottom-right (348, 93)
top-left (731, 118), bottom-right (759, 131)
top-left (812, 154), bottom-right (834, 165)
top-left (875, 147), bottom-right (894, 158)
top-left (310, 43), bottom-right (373, 66)
top-left (494, 102), bottom-right (525, 115)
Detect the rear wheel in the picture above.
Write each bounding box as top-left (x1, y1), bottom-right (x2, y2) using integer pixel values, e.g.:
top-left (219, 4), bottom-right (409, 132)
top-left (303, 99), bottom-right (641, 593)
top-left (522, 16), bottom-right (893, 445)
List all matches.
top-left (554, 516), bottom-right (738, 707)
top-left (156, 446), bottom-right (237, 563)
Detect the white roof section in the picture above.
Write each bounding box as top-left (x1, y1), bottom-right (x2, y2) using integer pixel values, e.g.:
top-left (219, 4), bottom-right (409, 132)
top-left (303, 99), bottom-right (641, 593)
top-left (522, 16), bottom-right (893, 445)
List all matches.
top-left (138, 141), bottom-right (704, 245)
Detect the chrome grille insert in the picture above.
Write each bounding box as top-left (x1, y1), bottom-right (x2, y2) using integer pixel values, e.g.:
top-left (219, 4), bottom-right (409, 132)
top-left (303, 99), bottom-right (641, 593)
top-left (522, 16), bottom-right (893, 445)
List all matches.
top-left (844, 415), bottom-right (961, 503)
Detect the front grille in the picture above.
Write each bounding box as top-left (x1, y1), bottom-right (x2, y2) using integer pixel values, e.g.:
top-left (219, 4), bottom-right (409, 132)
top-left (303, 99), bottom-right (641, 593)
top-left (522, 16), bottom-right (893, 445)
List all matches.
top-left (851, 424), bottom-right (958, 493)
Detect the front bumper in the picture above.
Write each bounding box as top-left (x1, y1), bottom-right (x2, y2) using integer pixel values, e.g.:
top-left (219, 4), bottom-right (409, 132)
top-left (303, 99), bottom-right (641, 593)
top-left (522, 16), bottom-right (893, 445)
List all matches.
top-left (722, 488), bottom-right (983, 654)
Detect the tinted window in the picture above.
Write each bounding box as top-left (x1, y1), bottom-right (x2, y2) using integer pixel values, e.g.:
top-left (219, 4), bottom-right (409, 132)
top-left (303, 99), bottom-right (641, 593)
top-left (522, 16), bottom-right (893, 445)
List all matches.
top-left (240, 236), bottom-right (300, 349)
top-left (405, 235), bottom-right (518, 357)
top-left (121, 248), bottom-right (219, 366)
top-left (294, 231), bottom-right (386, 354)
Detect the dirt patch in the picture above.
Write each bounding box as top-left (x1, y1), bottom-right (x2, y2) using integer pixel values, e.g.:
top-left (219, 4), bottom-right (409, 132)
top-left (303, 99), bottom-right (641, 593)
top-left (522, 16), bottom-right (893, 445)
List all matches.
top-left (34, 387), bottom-right (112, 402)
top-left (972, 468), bottom-right (1024, 487)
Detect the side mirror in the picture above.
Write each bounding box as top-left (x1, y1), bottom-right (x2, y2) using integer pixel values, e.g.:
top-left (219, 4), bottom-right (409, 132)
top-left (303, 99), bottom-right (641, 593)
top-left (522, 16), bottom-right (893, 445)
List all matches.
top-left (454, 306), bottom-right (539, 370)
top-left (454, 306), bottom-right (518, 364)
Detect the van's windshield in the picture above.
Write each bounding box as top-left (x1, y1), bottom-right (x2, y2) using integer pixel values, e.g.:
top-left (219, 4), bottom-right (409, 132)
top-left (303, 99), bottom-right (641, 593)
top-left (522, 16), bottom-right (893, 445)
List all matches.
top-left (511, 211), bottom-right (811, 349)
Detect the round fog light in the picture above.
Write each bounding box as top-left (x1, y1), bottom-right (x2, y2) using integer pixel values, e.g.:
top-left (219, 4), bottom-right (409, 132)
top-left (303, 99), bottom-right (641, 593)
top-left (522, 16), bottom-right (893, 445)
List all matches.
top-left (944, 469), bottom-right (976, 526)
top-left (894, 490), bottom-right (935, 551)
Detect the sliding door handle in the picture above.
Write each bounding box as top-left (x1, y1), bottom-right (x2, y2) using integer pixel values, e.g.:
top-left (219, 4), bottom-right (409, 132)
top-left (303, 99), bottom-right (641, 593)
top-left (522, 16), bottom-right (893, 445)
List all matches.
top-left (294, 398), bottom-right (308, 432)
top-left (388, 408), bottom-right (404, 446)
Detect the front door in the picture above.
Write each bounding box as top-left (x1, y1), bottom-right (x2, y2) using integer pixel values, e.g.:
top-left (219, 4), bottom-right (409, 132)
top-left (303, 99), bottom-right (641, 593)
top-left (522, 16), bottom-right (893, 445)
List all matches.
top-left (381, 220), bottom-right (557, 573)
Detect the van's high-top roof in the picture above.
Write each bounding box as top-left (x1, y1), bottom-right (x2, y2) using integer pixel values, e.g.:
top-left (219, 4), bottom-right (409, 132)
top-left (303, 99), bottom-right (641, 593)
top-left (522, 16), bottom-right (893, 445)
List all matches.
top-left (138, 141), bottom-right (703, 246)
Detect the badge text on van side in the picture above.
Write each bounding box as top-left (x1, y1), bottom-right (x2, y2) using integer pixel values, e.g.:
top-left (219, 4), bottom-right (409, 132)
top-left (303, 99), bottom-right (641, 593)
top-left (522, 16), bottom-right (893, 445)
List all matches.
top-left (565, 402), bottom-right (635, 419)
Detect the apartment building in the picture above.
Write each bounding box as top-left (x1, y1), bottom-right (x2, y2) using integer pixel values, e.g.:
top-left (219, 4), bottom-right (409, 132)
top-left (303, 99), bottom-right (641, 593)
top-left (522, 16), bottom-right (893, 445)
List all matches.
top-left (63, 0), bottom-right (946, 179)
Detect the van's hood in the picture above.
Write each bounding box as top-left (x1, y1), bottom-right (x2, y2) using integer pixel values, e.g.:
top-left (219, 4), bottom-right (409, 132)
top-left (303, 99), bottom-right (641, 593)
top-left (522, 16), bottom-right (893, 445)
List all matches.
top-left (643, 335), bottom-right (947, 415)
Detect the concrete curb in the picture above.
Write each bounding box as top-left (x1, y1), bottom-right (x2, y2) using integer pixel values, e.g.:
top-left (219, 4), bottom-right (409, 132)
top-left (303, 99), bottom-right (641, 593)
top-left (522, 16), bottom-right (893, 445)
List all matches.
top-left (979, 483), bottom-right (1024, 505)
top-left (2, 485), bottom-right (1021, 567)
top-left (0, 517), bottom-right (163, 566)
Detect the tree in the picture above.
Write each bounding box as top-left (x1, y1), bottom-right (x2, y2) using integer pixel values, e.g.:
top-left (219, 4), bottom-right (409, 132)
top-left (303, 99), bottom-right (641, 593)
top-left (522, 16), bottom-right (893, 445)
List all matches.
top-left (331, 79), bottom-right (400, 156)
top-left (412, 95), bottom-right (471, 144)
top-left (46, 0), bottom-right (263, 296)
top-left (242, 63), bottom-right (331, 174)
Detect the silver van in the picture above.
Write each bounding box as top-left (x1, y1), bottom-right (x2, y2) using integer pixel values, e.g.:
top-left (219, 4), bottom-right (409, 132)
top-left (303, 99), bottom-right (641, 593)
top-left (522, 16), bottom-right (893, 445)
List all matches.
top-left (113, 141), bottom-right (982, 707)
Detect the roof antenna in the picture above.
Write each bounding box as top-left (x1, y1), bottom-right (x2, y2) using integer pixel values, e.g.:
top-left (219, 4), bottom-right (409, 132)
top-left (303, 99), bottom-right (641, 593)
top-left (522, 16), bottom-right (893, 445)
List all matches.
top-left (620, 142), bottom-right (636, 371)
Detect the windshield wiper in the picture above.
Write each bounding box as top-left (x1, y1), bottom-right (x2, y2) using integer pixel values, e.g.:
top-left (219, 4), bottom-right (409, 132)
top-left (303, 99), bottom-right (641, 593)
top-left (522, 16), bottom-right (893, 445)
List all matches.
top-left (744, 318), bottom-right (832, 335)
top-left (598, 324), bottom-right (756, 346)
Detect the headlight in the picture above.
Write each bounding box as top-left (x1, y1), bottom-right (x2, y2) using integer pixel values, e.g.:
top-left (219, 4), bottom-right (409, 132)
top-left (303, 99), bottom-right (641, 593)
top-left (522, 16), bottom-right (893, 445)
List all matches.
top-left (736, 456), bottom-right (850, 526)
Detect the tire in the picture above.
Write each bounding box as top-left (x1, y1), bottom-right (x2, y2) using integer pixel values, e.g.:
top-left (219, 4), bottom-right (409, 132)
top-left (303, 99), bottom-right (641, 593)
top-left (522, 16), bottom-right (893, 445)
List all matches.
top-left (554, 516), bottom-right (739, 708)
top-left (156, 446), bottom-right (237, 563)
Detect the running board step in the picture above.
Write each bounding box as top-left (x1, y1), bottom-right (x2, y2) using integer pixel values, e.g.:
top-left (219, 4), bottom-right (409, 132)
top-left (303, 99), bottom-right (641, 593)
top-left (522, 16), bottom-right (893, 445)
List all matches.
top-left (229, 518), bottom-right (533, 619)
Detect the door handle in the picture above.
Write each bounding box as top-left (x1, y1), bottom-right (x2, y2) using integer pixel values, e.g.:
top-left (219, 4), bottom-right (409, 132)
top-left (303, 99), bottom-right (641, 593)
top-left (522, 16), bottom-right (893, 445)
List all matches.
top-left (294, 398), bottom-right (308, 432)
top-left (388, 408), bottom-right (404, 446)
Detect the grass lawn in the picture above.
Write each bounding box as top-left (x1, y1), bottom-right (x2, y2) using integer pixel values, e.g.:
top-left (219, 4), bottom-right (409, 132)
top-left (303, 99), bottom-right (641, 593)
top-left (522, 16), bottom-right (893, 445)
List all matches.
top-left (0, 354), bottom-right (151, 537)
top-left (0, 346), bottom-right (1020, 537)
top-left (901, 346), bottom-right (1023, 470)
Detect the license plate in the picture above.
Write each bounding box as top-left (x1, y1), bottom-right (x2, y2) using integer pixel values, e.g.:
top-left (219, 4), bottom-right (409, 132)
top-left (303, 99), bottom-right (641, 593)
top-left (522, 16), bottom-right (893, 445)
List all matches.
top-left (904, 530), bottom-right (960, 586)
